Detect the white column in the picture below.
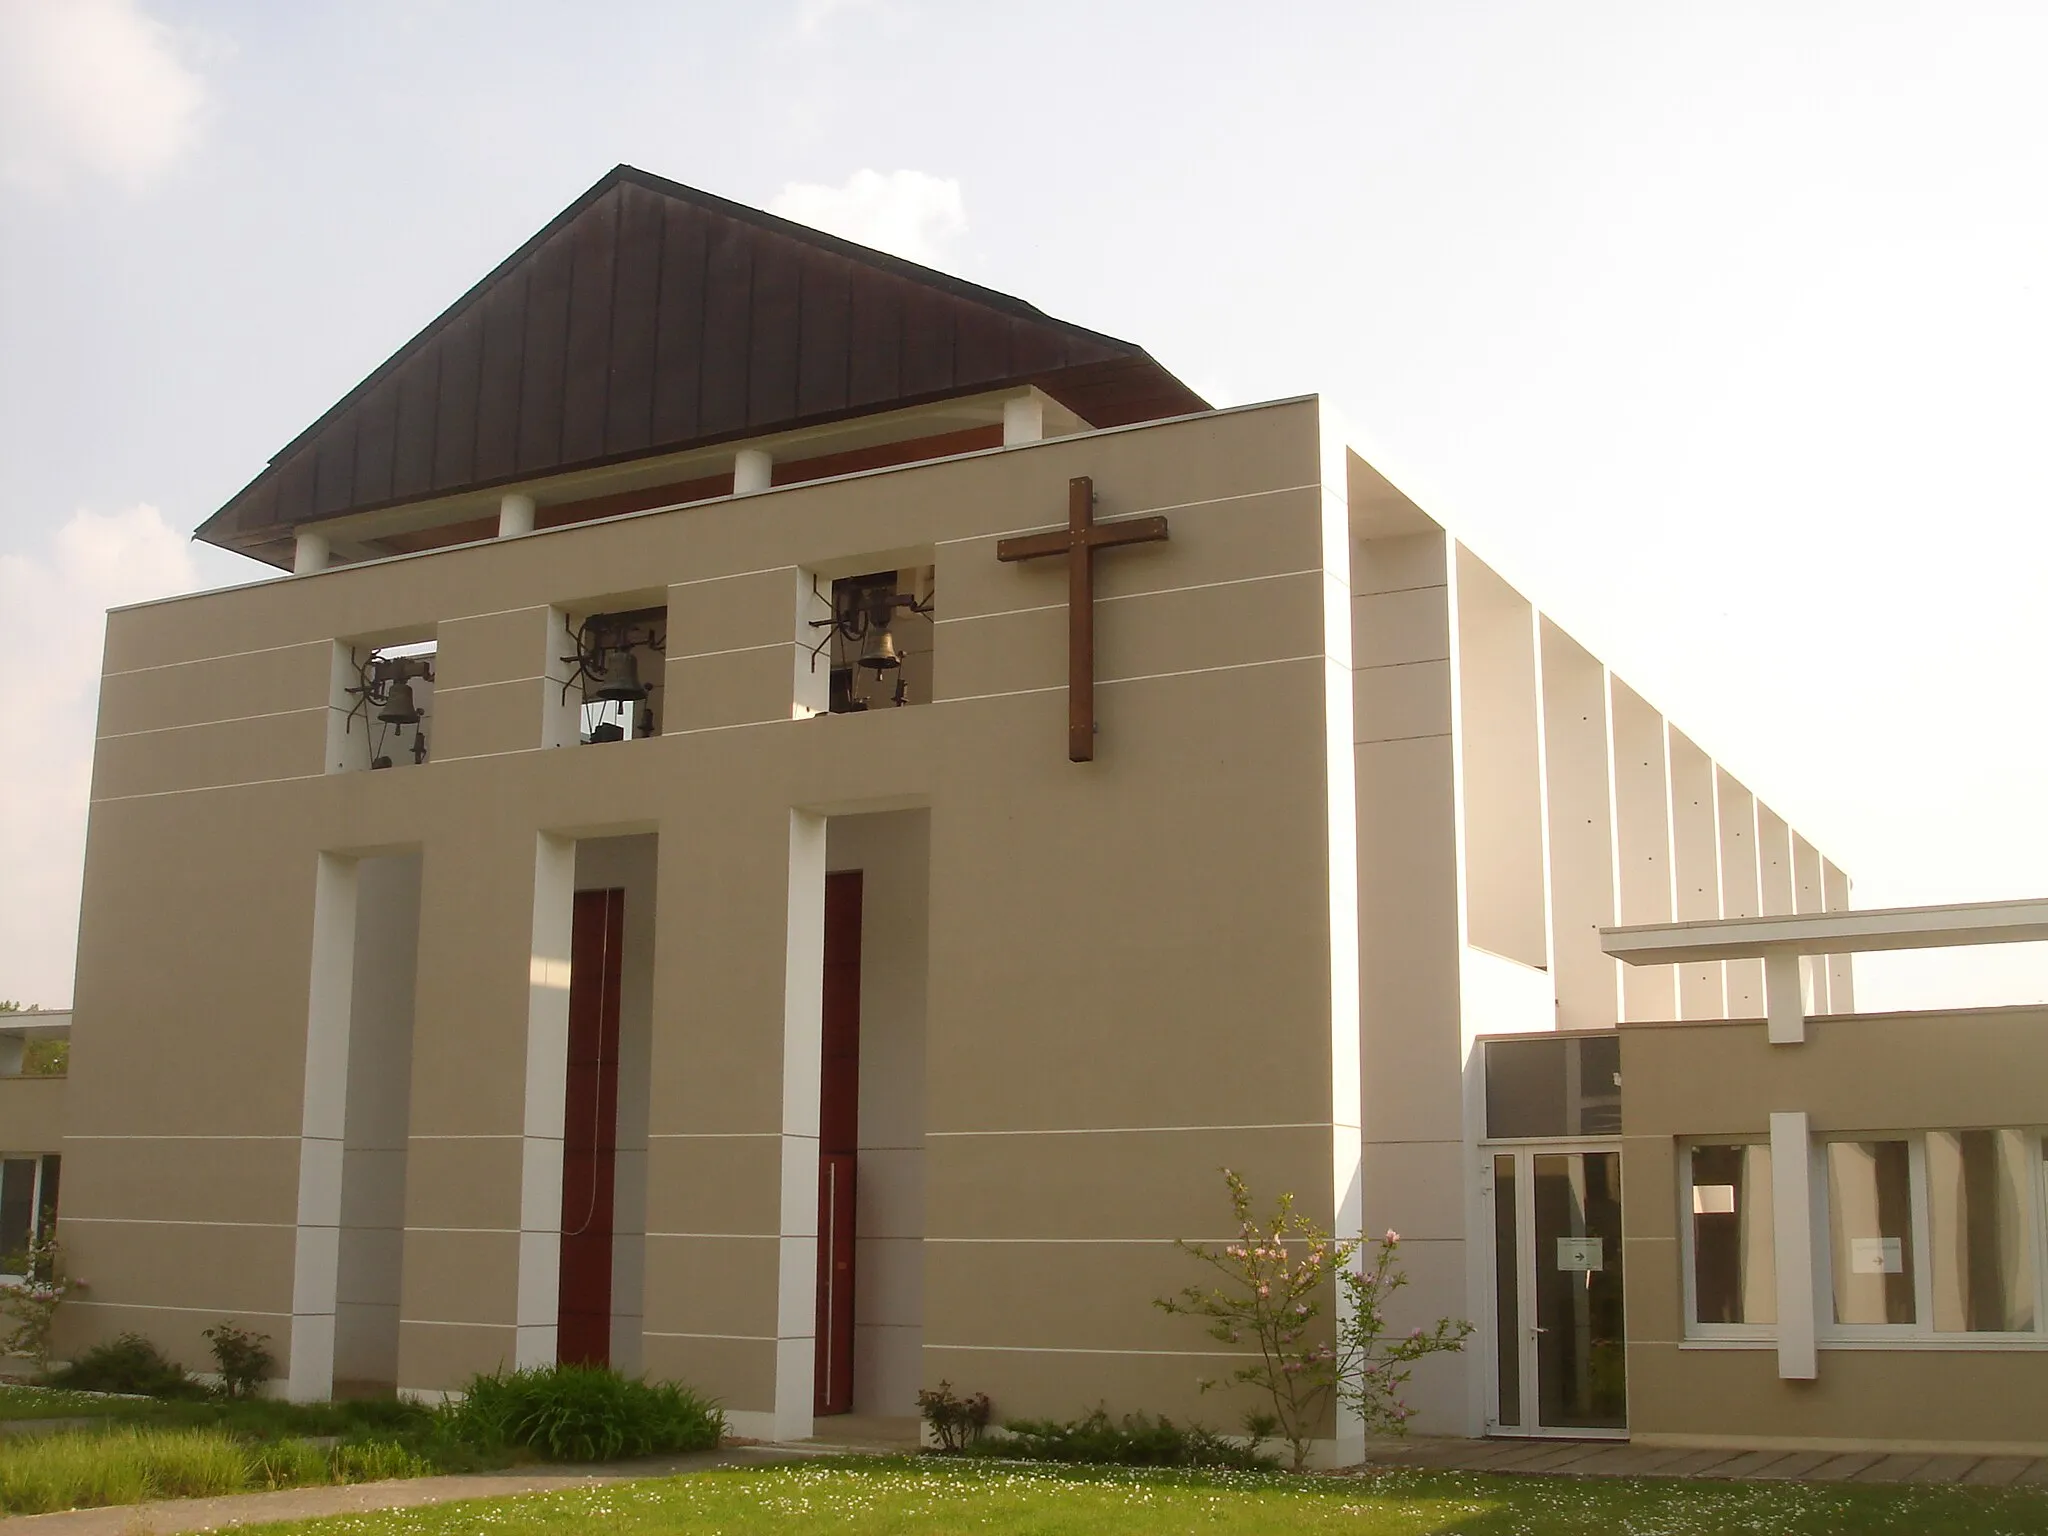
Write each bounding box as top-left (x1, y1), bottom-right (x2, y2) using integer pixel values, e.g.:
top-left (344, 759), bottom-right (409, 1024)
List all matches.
top-left (775, 810), bottom-right (827, 1442)
top-left (1765, 949), bottom-right (1806, 1045)
top-left (1002, 393), bottom-right (1045, 445)
top-left (1769, 1111), bottom-right (1818, 1380)
top-left (734, 449), bottom-right (774, 495)
top-left (516, 833), bottom-right (575, 1368)
top-left (498, 493), bottom-right (536, 538)
top-left (294, 530), bottom-right (331, 575)
top-left (290, 853), bottom-right (357, 1401)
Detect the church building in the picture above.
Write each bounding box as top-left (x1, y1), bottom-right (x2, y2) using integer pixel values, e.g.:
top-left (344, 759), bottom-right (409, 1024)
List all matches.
top-left (38, 167), bottom-right (2044, 1462)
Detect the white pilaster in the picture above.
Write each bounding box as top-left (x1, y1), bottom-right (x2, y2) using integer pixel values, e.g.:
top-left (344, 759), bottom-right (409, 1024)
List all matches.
top-left (498, 493), bottom-right (536, 538)
top-left (290, 853), bottom-right (356, 1401)
top-left (294, 530), bottom-right (331, 575)
top-left (1002, 393), bottom-right (1045, 445)
top-left (516, 833), bottom-right (575, 1368)
top-left (1764, 950), bottom-right (1805, 1045)
top-left (1769, 1111), bottom-right (1818, 1380)
top-left (776, 810), bottom-right (826, 1441)
top-left (735, 449), bottom-right (773, 495)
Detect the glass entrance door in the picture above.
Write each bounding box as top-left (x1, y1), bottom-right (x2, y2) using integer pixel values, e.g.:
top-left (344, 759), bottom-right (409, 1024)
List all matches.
top-left (1488, 1146), bottom-right (1627, 1436)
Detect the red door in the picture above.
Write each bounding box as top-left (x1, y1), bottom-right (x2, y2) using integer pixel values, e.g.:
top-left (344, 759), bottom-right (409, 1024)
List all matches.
top-left (558, 887), bottom-right (623, 1367)
top-left (816, 871), bottom-right (862, 1414)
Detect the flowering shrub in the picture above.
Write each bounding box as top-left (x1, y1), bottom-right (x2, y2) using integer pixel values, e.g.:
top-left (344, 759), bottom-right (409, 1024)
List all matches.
top-left (1155, 1168), bottom-right (1470, 1471)
top-left (0, 1238), bottom-right (82, 1373)
top-left (916, 1380), bottom-right (991, 1452)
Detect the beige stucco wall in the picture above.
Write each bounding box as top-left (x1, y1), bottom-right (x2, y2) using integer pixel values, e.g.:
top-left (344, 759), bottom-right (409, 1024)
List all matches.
top-left (1621, 1010), bottom-right (2048, 1452)
top-left (0, 1077), bottom-right (67, 1156)
top-left (62, 399), bottom-right (1360, 1440)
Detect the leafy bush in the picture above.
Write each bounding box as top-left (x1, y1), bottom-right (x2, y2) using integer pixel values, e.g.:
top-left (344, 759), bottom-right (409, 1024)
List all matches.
top-left (980, 1408), bottom-right (1277, 1471)
top-left (49, 1333), bottom-right (197, 1398)
top-left (449, 1365), bottom-right (723, 1462)
top-left (202, 1322), bottom-right (274, 1399)
top-left (916, 1380), bottom-right (991, 1453)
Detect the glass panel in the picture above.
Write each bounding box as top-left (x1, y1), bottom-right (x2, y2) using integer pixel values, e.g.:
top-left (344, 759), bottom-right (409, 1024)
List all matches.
top-left (1485, 1036), bottom-right (1622, 1138)
top-left (1689, 1144), bottom-right (1776, 1326)
top-left (0, 1160), bottom-right (34, 1268)
top-left (1827, 1140), bottom-right (1916, 1325)
top-left (1533, 1151), bottom-right (1626, 1429)
top-left (1928, 1130), bottom-right (2036, 1333)
top-left (1492, 1154), bottom-right (1520, 1426)
top-left (34, 1156), bottom-right (59, 1248)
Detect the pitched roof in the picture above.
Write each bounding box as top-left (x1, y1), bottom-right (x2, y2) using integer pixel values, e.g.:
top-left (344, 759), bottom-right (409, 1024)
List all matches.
top-left (196, 165), bottom-right (1208, 560)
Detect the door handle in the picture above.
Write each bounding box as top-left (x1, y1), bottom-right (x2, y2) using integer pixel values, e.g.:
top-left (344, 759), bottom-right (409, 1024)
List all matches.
top-left (1529, 1326), bottom-right (1548, 1335)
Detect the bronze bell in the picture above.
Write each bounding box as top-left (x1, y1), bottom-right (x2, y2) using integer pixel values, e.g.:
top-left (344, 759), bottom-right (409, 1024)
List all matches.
top-left (592, 647), bottom-right (649, 703)
top-left (377, 676), bottom-right (423, 726)
top-left (858, 626), bottom-right (902, 673)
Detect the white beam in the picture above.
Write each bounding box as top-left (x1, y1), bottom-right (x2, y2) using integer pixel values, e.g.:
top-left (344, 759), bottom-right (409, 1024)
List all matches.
top-left (1769, 1111), bottom-right (1817, 1380)
top-left (1602, 896), bottom-right (2048, 964)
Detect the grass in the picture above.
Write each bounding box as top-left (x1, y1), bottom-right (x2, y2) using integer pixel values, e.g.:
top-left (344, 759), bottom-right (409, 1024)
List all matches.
top-left (0, 1424), bottom-right (432, 1514)
top-left (0, 1384), bottom-right (162, 1420)
top-left (227, 1457), bottom-right (2048, 1536)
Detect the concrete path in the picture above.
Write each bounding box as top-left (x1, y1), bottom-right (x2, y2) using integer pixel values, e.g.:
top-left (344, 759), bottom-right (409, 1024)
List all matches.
top-left (1364, 1436), bottom-right (2048, 1486)
top-left (0, 1446), bottom-right (808, 1535)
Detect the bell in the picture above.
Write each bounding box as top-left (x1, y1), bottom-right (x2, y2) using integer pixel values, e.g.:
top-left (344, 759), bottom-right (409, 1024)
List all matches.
top-left (592, 647), bottom-right (649, 703)
top-left (858, 626), bottom-right (902, 673)
top-left (377, 677), bottom-right (423, 726)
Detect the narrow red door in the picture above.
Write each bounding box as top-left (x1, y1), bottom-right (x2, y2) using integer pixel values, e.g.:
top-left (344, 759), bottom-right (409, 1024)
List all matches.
top-left (558, 887), bottom-right (623, 1367)
top-left (816, 871), bottom-right (862, 1414)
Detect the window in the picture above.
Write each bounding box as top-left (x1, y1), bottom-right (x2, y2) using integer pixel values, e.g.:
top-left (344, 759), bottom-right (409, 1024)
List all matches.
top-left (1826, 1139), bottom-right (1917, 1327)
top-left (1816, 1130), bottom-right (2042, 1341)
top-left (1686, 1144), bottom-right (1775, 1330)
top-left (0, 1155), bottom-right (59, 1279)
top-left (1484, 1034), bottom-right (1621, 1139)
top-left (1927, 1130), bottom-right (2036, 1334)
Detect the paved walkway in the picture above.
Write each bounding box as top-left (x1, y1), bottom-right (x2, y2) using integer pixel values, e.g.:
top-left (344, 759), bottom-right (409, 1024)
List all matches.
top-left (1365, 1436), bottom-right (2048, 1487)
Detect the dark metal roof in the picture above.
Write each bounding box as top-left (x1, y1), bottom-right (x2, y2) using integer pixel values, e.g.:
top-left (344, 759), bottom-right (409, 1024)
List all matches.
top-left (197, 165), bottom-right (1208, 560)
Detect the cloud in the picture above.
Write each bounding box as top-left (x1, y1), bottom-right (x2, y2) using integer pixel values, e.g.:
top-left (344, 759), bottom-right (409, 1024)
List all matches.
top-left (0, 0), bottom-right (207, 192)
top-left (771, 169), bottom-right (967, 268)
top-left (792, 0), bottom-right (883, 40)
top-left (0, 506), bottom-right (197, 1006)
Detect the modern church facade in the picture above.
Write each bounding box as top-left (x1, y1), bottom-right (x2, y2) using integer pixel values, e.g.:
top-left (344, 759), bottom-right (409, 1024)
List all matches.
top-left (39, 168), bottom-right (2044, 1460)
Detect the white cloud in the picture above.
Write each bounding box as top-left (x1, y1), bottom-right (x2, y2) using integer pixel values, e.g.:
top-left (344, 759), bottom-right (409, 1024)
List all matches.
top-left (792, 0), bottom-right (883, 41)
top-left (0, 0), bottom-right (207, 192)
top-left (0, 506), bottom-right (196, 1007)
top-left (771, 169), bottom-right (967, 269)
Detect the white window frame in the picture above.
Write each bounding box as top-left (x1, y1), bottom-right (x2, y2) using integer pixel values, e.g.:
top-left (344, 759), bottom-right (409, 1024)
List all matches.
top-left (1814, 1127), bottom-right (2048, 1350)
top-left (1679, 1138), bottom-right (1778, 1343)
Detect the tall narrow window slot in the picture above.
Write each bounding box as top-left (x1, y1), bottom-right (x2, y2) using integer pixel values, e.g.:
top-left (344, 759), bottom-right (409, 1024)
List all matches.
top-left (559, 887), bottom-right (625, 1366)
top-left (816, 871), bottom-right (862, 1415)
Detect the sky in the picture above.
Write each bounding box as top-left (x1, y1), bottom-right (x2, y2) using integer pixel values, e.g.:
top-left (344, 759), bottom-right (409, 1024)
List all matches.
top-left (2, 0), bottom-right (2045, 1010)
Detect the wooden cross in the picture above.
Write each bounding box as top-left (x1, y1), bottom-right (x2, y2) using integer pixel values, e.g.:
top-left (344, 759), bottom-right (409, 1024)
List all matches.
top-left (997, 476), bottom-right (1169, 762)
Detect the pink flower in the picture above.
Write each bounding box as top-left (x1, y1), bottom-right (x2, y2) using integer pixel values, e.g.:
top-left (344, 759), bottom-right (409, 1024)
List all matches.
top-left (1385, 1229), bottom-right (1400, 1244)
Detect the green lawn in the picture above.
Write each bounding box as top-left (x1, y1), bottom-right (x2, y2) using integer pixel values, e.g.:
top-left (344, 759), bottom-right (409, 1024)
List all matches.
top-left (239, 1457), bottom-right (2048, 1536)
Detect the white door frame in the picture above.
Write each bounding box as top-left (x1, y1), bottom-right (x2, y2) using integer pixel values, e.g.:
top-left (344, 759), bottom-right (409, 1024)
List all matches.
top-left (1482, 1140), bottom-right (1628, 1439)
